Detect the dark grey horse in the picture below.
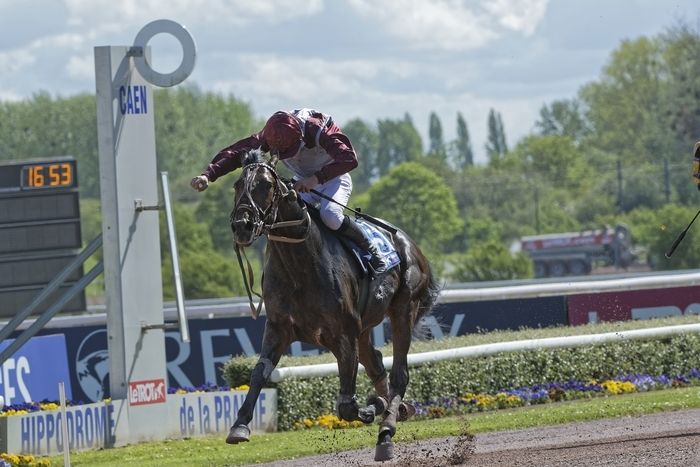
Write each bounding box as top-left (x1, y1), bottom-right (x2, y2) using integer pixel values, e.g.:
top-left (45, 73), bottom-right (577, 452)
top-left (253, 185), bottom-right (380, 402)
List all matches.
top-left (226, 151), bottom-right (439, 461)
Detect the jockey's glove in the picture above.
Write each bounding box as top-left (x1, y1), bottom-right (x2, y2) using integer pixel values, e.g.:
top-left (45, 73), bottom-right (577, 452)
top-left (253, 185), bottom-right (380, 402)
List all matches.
top-left (190, 175), bottom-right (209, 192)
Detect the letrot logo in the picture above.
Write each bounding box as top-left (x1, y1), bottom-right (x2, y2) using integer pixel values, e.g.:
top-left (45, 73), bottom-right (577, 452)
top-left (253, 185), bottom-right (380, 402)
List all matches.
top-left (75, 330), bottom-right (109, 402)
top-left (128, 378), bottom-right (166, 406)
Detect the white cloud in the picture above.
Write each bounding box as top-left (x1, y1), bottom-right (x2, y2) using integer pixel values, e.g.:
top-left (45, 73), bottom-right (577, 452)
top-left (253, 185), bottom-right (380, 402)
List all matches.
top-left (347, 0), bottom-right (548, 50)
top-left (0, 48), bottom-right (37, 74)
top-left (213, 54), bottom-right (416, 102)
top-left (63, 0), bottom-right (324, 29)
top-left (483, 0), bottom-right (549, 35)
top-left (66, 54), bottom-right (94, 80)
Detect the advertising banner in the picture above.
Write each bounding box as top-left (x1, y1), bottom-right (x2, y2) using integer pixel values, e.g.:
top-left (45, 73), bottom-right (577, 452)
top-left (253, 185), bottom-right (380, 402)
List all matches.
top-left (568, 285), bottom-right (700, 325)
top-left (0, 334), bottom-right (71, 405)
top-left (0, 389), bottom-right (277, 456)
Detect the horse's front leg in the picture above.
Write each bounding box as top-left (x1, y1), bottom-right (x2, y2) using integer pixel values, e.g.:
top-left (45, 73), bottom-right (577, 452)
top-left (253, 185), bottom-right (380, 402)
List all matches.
top-left (226, 322), bottom-right (291, 444)
top-left (333, 334), bottom-right (374, 423)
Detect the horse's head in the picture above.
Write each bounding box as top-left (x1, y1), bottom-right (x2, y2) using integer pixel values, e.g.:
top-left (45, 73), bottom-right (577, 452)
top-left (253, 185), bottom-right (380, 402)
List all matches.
top-left (231, 151), bottom-right (296, 246)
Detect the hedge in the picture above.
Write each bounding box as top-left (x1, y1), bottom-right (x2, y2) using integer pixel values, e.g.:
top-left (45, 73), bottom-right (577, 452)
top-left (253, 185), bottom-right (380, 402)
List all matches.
top-left (222, 333), bottom-right (700, 430)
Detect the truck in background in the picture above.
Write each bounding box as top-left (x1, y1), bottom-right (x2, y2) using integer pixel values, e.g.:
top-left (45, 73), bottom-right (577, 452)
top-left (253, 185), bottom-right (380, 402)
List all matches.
top-left (519, 224), bottom-right (636, 278)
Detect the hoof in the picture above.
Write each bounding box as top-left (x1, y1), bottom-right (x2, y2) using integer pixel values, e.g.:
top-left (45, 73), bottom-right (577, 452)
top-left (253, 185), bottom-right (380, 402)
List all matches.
top-left (368, 395), bottom-right (388, 416)
top-left (398, 401), bottom-right (416, 422)
top-left (358, 405), bottom-right (376, 424)
top-left (225, 425), bottom-right (250, 444)
top-left (338, 401), bottom-right (360, 422)
top-left (374, 441), bottom-right (394, 461)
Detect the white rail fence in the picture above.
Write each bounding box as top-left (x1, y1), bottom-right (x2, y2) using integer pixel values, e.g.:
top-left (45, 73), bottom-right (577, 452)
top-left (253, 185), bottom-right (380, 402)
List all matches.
top-left (439, 270), bottom-right (700, 303)
top-left (270, 323), bottom-right (700, 382)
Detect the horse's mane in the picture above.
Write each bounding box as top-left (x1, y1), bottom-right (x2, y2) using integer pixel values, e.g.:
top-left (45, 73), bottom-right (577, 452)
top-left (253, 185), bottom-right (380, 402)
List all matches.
top-left (242, 149), bottom-right (266, 167)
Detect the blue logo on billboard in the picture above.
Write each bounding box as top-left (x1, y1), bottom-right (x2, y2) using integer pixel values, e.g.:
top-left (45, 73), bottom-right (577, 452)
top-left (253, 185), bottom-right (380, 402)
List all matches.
top-left (0, 334), bottom-right (72, 404)
top-left (118, 85), bottom-right (148, 115)
top-left (75, 330), bottom-right (109, 402)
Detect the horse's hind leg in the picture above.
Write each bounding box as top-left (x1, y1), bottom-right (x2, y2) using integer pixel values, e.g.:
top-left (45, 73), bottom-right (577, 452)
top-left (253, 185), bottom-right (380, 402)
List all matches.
top-left (375, 303), bottom-right (418, 461)
top-left (226, 322), bottom-right (291, 444)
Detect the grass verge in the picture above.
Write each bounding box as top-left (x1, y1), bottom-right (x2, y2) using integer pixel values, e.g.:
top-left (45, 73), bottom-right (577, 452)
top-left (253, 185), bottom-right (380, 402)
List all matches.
top-left (50, 385), bottom-right (700, 466)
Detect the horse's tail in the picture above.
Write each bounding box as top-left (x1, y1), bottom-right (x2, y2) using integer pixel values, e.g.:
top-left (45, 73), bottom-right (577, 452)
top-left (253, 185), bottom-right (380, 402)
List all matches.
top-left (413, 261), bottom-right (442, 337)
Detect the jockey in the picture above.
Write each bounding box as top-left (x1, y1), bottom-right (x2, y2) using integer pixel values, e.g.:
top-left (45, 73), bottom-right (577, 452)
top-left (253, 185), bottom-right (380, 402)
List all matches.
top-left (191, 108), bottom-right (388, 273)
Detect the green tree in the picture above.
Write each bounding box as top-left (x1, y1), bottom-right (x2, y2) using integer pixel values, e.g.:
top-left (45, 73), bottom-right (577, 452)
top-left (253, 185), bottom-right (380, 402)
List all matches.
top-left (535, 99), bottom-right (589, 142)
top-left (195, 178), bottom-right (238, 252)
top-left (485, 109), bottom-right (508, 163)
top-left (579, 37), bottom-right (673, 170)
top-left (453, 112), bottom-right (474, 168)
top-left (161, 204), bottom-right (246, 299)
top-left (449, 240), bottom-right (533, 282)
top-left (342, 118), bottom-right (378, 192)
top-left (376, 114), bottom-right (423, 176)
top-left (428, 112), bottom-right (446, 162)
top-left (364, 162), bottom-right (462, 255)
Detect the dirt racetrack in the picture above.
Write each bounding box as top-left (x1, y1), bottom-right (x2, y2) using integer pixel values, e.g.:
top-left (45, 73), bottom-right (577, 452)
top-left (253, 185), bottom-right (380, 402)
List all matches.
top-left (257, 408), bottom-right (700, 466)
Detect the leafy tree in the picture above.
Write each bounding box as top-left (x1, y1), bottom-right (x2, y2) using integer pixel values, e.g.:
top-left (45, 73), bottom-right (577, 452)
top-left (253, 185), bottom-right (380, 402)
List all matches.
top-left (376, 114), bottom-right (423, 176)
top-left (485, 109), bottom-right (508, 163)
top-left (195, 177), bottom-right (238, 252)
top-left (510, 135), bottom-right (588, 190)
top-left (453, 112), bottom-right (474, 168)
top-left (342, 118), bottom-right (378, 192)
top-left (160, 204), bottom-right (246, 299)
top-left (449, 240), bottom-right (533, 282)
top-left (428, 112), bottom-right (446, 162)
top-left (364, 162), bottom-right (462, 255)
top-left (621, 204), bottom-right (700, 270)
top-left (535, 99), bottom-right (589, 142)
top-left (579, 37), bottom-right (671, 165)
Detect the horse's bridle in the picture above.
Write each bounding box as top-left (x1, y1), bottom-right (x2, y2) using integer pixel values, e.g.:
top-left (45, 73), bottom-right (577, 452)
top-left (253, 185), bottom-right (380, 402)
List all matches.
top-left (232, 161), bottom-right (310, 244)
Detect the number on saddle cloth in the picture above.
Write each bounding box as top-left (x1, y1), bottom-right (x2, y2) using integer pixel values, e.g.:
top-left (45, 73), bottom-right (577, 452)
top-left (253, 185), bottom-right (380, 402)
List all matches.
top-left (346, 219), bottom-right (401, 275)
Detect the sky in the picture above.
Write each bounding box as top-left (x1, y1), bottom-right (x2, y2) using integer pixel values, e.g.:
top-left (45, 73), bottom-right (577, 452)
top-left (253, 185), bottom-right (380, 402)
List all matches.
top-left (1, 0), bottom-right (699, 163)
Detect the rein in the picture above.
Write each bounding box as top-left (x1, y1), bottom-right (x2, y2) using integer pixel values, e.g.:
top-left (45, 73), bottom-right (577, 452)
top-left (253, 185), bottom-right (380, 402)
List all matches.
top-left (233, 161), bottom-right (311, 317)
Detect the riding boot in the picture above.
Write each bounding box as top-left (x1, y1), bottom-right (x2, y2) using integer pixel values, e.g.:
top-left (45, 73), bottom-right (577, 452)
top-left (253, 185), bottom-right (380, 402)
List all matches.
top-left (338, 216), bottom-right (388, 274)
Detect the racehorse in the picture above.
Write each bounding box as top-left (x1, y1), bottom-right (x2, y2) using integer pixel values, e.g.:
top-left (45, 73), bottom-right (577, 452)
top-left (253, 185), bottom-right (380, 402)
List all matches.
top-left (225, 150), bottom-right (440, 461)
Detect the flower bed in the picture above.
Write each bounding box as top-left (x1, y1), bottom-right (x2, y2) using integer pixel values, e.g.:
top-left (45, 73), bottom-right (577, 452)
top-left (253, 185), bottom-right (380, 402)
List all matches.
top-left (291, 369), bottom-right (700, 430)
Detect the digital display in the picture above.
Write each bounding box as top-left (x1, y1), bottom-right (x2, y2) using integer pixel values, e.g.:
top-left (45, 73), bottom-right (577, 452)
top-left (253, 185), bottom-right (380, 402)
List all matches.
top-left (21, 161), bottom-right (76, 189)
top-left (0, 158), bottom-right (78, 193)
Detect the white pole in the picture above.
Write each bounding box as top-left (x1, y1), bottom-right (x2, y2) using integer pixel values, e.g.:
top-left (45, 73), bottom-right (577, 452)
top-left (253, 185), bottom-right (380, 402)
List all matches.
top-left (58, 382), bottom-right (71, 466)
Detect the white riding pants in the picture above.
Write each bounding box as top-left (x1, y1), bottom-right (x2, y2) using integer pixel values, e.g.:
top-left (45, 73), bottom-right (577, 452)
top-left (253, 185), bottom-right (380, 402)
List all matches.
top-left (299, 173), bottom-right (352, 231)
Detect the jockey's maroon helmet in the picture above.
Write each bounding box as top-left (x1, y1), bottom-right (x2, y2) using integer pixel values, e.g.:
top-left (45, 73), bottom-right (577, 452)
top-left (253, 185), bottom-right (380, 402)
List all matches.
top-left (263, 111), bottom-right (303, 159)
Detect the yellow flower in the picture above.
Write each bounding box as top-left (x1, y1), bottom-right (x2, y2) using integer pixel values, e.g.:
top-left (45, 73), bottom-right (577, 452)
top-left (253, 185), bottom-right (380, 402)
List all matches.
top-left (233, 385), bottom-right (250, 391)
top-left (39, 402), bottom-right (60, 411)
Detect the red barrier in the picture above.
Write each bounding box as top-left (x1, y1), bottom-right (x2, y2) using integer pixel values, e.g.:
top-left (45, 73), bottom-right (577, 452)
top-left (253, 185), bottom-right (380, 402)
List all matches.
top-left (567, 286), bottom-right (700, 325)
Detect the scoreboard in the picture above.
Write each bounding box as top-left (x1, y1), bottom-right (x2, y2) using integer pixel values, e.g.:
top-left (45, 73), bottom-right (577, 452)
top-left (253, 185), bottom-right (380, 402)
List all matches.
top-left (0, 158), bottom-right (85, 318)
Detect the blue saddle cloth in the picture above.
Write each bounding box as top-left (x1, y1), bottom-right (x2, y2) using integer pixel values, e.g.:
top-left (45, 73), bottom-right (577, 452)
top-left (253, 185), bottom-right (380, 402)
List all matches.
top-left (339, 218), bottom-right (401, 275)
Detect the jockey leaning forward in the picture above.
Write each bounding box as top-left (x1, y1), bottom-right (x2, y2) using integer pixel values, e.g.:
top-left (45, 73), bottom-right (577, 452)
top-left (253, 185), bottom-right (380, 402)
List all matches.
top-left (190, 108), bottom-right (388, 273)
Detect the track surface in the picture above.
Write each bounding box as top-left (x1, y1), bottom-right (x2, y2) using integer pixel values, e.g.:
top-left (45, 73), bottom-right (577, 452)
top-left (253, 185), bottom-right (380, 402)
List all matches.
top-left (257, 408), bottom-right (700, 466)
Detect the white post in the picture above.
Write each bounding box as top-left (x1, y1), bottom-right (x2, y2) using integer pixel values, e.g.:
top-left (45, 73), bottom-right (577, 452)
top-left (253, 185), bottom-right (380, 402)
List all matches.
top-left (58, 382), bottom-right (71, 467)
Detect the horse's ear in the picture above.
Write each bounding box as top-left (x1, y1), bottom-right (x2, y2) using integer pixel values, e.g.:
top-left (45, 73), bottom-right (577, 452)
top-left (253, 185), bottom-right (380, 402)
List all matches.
top-left (268, 153), bottom-right (279, 167)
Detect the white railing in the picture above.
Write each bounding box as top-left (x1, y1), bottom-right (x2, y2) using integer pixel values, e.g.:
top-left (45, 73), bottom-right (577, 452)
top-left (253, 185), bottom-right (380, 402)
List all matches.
top-left (269, 323), bottom-right (700, 382)
top-left (439, 270), bottom-right (700, 303)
